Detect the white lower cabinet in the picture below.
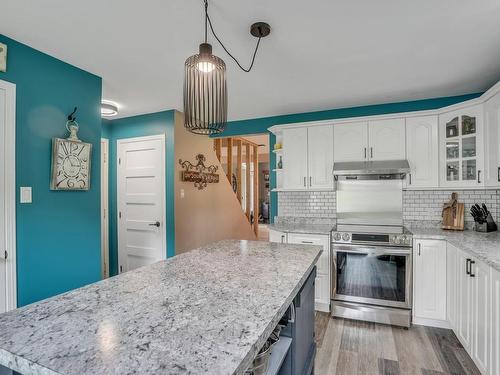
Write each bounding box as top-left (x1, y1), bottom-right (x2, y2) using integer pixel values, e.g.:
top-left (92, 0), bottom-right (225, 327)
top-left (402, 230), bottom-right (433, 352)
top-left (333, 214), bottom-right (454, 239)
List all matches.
top-left (413, 240), bottom-right (447, 325)
top-left (472, 259), bottom-right (490, 374)
top-left (490, 268), bottom-right (500, 375)
top-left (447, 243), bottom-right (494, 374)
top-left (270, 231), bottom-right (331, 313)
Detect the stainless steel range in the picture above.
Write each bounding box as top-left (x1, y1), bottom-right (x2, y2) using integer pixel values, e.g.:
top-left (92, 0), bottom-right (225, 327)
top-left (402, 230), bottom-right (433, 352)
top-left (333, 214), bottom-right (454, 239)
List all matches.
top-left (331, 159), bottom-right (413, 327)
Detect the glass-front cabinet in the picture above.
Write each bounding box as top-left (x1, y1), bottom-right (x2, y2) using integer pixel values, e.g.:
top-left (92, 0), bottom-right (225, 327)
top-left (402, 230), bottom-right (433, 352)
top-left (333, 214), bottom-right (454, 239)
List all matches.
top-left (439, 105), bottom-right (484, 187)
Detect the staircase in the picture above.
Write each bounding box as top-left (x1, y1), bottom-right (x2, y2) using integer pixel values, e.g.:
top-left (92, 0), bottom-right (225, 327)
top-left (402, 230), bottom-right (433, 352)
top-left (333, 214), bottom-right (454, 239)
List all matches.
top-left (214, 137), bottom-right (259, 236)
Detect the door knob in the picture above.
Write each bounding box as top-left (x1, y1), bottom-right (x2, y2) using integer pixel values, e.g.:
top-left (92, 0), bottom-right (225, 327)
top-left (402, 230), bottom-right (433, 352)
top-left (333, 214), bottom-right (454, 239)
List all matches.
top-left (149, 221), bottom-right (161, 227)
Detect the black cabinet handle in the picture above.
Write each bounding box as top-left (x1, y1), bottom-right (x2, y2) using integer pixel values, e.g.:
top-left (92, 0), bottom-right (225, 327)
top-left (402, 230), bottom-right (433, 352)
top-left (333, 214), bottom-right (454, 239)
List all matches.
top-left (477, 170), bottom-right (481, 184)
top-left (149, 221), bottom-right (161, 227)
top-left (466, 258), bottom-right (471, 275)
top-left (409, 173), bottom-right (412, 185)
top-left (370, 147), bottom-right (373, 159)
top-left (470, 260), bottom-right (476, 277)
top-left (364, 147), bottom-right (367, 159)
top-left (498, 167), bottom-right (500, 182)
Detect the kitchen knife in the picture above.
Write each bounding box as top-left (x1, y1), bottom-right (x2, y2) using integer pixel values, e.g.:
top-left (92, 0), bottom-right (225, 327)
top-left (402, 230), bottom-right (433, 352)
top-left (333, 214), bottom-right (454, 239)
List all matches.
top-left (482, 203), bottom-right (490, 216)
top-left (474, 204), bottom-right (485, 223)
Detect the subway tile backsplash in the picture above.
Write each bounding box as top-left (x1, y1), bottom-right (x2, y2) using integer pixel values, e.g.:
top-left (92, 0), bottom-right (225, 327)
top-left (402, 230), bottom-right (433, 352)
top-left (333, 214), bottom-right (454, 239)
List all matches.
top-left (277, 189), bottom-right (500, 224)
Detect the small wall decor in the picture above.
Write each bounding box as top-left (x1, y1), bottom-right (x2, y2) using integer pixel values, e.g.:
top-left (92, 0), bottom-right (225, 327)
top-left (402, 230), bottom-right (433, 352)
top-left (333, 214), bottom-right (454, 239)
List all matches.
top-left (179, 154), bottom-right (219, 190)
top-left (0, 42), bottom-right (7, 72)
top-left (50, 107), bottom-right (92, 190)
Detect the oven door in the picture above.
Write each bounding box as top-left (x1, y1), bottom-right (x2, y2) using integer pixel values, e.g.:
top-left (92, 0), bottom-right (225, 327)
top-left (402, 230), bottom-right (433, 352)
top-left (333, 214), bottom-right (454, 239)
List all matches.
top-left (332, 243), bottom-right (412, 309)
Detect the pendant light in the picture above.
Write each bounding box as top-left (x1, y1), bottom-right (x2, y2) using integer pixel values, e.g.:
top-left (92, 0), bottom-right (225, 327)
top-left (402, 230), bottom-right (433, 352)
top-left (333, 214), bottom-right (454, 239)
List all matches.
top-left (184, 0), bottom-right (271, 135)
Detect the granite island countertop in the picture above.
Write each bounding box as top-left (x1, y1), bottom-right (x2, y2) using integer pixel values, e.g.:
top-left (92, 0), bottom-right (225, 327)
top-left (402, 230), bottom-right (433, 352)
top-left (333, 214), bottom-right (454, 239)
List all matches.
top-left (409, 227), bottom-right (500, 272)
top-left (0, 240), bottom-right (322, 375)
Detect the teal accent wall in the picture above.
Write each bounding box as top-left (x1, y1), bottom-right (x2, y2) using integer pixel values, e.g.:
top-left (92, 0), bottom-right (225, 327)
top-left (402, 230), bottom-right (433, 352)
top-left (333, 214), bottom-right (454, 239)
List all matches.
top-left (0, 35), bottom-right (103, 306)
top-left (218, 93), bottom-right (483, 222)
top-left (103, 111), bottom-right (175, 276)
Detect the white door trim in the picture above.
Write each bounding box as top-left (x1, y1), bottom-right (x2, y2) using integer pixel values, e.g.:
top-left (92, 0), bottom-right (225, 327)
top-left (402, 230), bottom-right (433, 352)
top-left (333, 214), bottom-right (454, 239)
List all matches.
top-left (100, 138), bottom-right (109, 279)
top-left (117, 134), bottom-right (167, 273)
top-left (1, 79), bottom-right (17, 311)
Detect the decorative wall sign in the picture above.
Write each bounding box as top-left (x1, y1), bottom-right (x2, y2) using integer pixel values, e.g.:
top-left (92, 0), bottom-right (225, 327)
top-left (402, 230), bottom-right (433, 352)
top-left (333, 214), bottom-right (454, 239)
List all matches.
top-left (179, 154), bottom-right (219, 190)
top-left (0, 42), bottom-right (7, 72)
top-left (50, 107), bottom-right (92, 190)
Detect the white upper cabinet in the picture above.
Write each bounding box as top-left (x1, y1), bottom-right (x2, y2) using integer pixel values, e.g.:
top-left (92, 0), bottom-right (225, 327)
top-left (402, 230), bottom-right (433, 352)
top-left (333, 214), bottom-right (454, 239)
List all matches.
top-left (439, 105), bottom-right (484, 188)
top-left (282, 125), bottom-right (334, 190)
top-left (368, 118), bottom-right (406, 161)
top-left (333, 121), bottom-right (368, 162)
top-left (406, 116), bottom-right (439, 188)
top-left (308, 125), bottom-right (334, 189)
top-left (483, 92), bottom-right (500, 187)
top-left (283, 127), bottom-right (308, 189)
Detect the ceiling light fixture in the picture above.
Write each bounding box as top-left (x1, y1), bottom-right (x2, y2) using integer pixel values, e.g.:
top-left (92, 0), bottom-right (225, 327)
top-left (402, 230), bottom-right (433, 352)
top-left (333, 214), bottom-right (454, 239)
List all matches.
top-left (101, 101), bottom-right (119, 117)
top-left (184, 0), bottom-right (271, 135)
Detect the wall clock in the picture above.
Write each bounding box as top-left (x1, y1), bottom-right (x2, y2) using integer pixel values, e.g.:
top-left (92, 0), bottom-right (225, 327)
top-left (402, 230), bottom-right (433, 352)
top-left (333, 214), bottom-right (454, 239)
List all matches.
top-left (50, 108), bottom-right (92, 190)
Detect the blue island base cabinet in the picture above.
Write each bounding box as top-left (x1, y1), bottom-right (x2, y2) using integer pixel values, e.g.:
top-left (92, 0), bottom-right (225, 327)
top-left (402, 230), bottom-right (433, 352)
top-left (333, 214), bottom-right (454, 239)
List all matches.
top-left (280, 267), bottom-right (317, 375)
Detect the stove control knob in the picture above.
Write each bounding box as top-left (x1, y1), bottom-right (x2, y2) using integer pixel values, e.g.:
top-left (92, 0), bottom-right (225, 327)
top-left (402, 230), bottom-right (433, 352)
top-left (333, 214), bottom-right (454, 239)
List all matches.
top-left (395, 236), bottom-right (402, 245)
top-left (401, 235), bottom-right (408, 244)
top-left (341, 233), bottom-right (350, 242)
top-left (333, 232), bottom-right (341, 241)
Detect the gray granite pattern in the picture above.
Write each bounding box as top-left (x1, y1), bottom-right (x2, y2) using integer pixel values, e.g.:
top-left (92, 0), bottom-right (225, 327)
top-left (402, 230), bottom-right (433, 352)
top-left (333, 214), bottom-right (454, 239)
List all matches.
top-left (269, 222), bottom-right (334, 236)
top-left (0, 240), bottom-right (322, 375)
top-left (409, 227), bottom-right (500, 272)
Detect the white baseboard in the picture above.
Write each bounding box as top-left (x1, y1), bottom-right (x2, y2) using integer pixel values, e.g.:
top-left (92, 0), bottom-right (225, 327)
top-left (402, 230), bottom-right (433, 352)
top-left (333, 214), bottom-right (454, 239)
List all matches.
top-left (412, 316), bottom-right (450, 329)
top-left (315, 301), bottom-right (330, 313)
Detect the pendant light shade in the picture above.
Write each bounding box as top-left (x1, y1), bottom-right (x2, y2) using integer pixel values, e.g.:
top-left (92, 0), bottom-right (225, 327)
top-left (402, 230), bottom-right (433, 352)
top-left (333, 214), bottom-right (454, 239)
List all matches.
top-left (184, 43), bottom-right (227, 135)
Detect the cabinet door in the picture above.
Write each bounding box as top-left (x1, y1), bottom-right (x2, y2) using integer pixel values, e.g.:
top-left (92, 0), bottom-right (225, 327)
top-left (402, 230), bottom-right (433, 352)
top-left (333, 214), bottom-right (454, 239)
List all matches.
top-left (283, 127), bottom-right (309, 189)
top-left (287, 233), bottom-right (330, 312)
top-left (368, 118), bottom-right (406, 161)
top-left (471, 259), bottom-right (490, 374)
top-left (307, 125), bottom-right (334, 189)
top-left (456, 249), bottom-right (473, 350)
top-left (333, 121), bottom-right (368, 162)
top-left (490, 267), bottom-right (500, 375)
top-left (447, 243), bottom-right (459, 330)
top-left (483, 92), bottom-right (500, 187)
top-left (439, 105), bottom-right (484, 188)
top-left (406, 116), bottom-right (439, 188)
top-left (413, 240), bottom-right (447, 321)
top-left (269, 229), bottom-right (287, 243)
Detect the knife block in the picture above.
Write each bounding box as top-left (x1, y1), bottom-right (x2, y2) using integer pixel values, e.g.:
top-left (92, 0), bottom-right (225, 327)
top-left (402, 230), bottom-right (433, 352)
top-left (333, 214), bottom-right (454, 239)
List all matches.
top-left (473, 213), bottom-right (498, 233)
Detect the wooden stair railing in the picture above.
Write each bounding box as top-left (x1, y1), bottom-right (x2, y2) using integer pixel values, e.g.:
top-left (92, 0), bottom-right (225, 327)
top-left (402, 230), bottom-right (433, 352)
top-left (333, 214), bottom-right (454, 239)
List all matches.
top-left (214, 137), bottom-right (259, 236)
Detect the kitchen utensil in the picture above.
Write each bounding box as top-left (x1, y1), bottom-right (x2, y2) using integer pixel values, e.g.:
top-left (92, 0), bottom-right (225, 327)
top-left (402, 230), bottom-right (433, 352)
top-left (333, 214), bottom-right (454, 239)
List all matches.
top-left (442, 192), bottom-right (464, 230)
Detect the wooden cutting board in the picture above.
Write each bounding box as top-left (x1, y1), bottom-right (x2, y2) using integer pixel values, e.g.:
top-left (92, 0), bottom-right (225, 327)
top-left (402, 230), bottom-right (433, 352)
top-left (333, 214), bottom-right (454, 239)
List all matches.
top-left (442, 193), bottom-right (464, 230)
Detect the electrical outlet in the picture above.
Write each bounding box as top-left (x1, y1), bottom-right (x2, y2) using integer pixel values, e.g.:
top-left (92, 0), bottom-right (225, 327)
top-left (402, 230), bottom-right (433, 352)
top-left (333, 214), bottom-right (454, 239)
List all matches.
top-left (0, 43), bottom-right (6, 72)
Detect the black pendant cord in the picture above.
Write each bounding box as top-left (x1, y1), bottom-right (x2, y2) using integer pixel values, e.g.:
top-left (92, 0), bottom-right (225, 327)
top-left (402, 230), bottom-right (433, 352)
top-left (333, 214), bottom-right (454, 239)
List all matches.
top-left (203, 0), bottom-right (262, 73)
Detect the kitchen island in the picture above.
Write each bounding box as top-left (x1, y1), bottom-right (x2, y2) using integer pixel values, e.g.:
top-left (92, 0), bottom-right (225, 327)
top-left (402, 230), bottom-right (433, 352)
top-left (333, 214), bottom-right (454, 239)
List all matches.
top-left (0, 240), bottom-right (321, 375)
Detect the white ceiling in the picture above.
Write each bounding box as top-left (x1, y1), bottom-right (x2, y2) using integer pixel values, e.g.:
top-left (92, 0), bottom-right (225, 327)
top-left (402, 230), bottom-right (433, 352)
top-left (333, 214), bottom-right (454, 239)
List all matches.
top-left (2, 0), bottom-right (500, 121)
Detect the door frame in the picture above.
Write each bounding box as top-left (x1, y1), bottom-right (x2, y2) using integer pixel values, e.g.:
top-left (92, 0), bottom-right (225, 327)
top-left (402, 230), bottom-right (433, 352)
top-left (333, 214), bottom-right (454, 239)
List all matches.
top-left (1, 79), bottom-right (17, 311)
top-left (116, 134), bottom-right (167, 273)
top-left (100, 138), bottom-right (109, 279)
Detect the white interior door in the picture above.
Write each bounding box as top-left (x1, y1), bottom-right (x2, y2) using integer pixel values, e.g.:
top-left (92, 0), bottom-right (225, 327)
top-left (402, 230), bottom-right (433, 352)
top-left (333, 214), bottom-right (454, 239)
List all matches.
top-left (0, 79), bottom-right (16, 314)
top-left (117, 135), bottom-right (166, 273)
top-left (100, 138), bottom-right (109, 278)
top-left (0, 86), bottom-right (6, 313)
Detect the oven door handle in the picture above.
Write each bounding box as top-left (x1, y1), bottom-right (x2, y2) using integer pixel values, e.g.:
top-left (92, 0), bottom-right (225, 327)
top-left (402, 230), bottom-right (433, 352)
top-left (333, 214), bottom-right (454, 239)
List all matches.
top-left (333, 244), bottom-right (411, 256)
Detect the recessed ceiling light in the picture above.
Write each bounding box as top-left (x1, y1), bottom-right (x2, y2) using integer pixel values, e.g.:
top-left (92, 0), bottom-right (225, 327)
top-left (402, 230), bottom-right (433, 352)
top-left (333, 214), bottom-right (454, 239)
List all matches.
top-left (101, 101), bottom-right (119, 117)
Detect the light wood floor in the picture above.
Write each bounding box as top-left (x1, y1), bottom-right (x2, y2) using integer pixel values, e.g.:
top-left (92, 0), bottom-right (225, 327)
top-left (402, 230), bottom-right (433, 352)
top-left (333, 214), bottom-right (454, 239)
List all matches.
top-left (314, 312), bottom-right (480, 375)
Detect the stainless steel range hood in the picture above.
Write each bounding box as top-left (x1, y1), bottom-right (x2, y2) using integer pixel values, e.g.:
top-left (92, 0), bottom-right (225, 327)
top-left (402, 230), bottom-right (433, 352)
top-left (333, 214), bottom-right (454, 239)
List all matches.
top-left (333, 159), bottom-right (410, 180)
